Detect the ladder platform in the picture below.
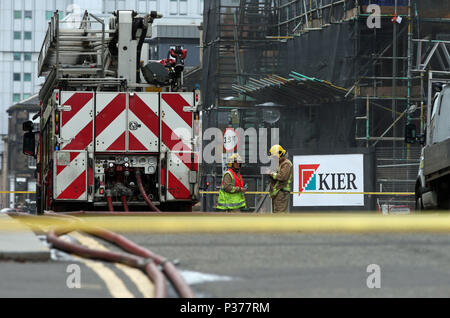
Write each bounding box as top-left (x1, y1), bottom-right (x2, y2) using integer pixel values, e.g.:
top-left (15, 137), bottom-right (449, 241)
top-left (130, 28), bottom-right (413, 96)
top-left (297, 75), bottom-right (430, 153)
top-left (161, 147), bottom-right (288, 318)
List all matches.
top-left (38, 12), bottom-right (109, 77)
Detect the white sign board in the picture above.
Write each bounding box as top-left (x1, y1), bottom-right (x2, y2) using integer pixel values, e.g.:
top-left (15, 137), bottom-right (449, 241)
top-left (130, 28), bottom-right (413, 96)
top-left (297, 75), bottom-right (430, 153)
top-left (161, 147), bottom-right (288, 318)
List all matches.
top-left (293, 154), bottom-right (364, 207)
top-left (223, 128), bottom-right (239, 152)
top-left (28, 181), bottom-right (36, 192)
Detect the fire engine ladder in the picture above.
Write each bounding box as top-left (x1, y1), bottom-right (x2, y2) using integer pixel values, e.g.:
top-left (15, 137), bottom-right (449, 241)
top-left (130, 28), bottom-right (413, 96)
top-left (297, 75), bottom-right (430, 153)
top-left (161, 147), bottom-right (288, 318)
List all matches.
top-left (38, 11), bottom-right (122, 102)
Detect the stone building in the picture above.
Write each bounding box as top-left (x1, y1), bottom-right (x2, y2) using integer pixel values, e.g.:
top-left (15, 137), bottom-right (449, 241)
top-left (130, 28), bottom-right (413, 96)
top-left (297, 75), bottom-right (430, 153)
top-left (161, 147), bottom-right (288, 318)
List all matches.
top-left (1, 94), bottom-right (39, 210)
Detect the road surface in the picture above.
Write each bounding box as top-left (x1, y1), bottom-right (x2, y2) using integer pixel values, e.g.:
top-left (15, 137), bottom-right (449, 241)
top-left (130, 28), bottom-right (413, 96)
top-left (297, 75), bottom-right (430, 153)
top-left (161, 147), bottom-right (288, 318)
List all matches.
top-left (2, 231), bottom-right (450, 297)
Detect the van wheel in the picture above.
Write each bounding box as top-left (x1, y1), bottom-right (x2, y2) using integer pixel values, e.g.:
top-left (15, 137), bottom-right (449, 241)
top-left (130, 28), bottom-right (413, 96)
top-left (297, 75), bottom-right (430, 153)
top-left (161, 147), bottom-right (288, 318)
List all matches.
top-left (415, 195), bottom-right (424, 212)
top-left (415, 183), bottom-right (426, 213)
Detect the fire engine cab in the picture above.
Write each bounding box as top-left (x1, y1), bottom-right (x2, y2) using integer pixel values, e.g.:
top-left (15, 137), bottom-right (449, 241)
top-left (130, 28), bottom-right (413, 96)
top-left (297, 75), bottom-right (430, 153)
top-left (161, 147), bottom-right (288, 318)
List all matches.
top-left (23, 10), bottom-right (201, 213)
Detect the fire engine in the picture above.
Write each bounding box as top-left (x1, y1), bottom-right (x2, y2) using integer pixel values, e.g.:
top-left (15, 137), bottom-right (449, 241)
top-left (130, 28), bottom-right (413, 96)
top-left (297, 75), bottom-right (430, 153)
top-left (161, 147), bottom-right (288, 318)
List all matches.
top-left (22, 10), bottom-right (201, 213)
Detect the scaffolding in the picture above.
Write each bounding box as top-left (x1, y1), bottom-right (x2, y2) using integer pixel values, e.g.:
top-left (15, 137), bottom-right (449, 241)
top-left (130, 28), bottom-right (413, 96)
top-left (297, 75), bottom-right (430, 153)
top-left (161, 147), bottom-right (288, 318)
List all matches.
top-left (276, 0), bottom-right (360, 36)
top-left (203, 0), bottom-right (281, 106)
top-left (201, 0), bottom-right (284, 211)
top-left (202, 0), bottom-right (450, 210)
top-left (273, 0), bottom-right (450, 207)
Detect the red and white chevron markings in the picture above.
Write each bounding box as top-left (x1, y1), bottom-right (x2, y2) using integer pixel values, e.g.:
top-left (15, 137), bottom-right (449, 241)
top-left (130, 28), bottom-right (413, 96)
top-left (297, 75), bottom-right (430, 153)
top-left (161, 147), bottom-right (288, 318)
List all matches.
top-left (54, 151), bottom-right (87, 200)
top-left (60, 92), bottom-right (94, 151)
top-left (54, 91), bottom-right (197, 203)
top-left (95, 92), bottom-right (127, 152)
top-left (128, 93), bottom-right (159, 152)
top-left (160, 92), bottom-right (197, 200)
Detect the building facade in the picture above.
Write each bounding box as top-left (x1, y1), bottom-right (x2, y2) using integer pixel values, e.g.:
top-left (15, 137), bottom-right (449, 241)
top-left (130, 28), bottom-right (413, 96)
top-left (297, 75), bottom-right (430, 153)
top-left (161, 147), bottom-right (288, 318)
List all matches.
top-left (0, 0), bottom-right (73, 136)
top-left (1, 94), bottom-right (39, 210)
top-left (0, 0), bottom-right (203, 209)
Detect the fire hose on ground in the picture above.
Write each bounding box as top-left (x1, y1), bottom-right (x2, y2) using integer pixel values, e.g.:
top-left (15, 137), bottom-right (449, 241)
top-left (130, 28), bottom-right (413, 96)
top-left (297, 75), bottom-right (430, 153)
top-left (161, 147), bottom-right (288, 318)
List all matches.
top-left (8, 212), bottom-right (194, 298)
top-left (88, 224), bottom-right (195, 298)
top-left (49, 211), bottom-right (194, 298)
top-left (47, 229), bottom-right (167, 297)
top-left (47, 212), bottom-right (194, 298)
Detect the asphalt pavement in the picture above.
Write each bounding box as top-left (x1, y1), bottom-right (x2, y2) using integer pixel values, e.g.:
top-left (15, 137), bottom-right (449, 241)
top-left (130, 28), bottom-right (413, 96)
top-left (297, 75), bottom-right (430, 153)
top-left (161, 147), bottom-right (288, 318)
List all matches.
top-left (0, 261), bottom-right (111, 298)
top-left (0, 213), bottom-right (50, 261)
top-left (0, 214), bottom-right (152, 298)
top-left (124, 232), bottom-right (450, 297)
top-left (2, 212), bottom-right (450, 298)
top-left (0, 232), bottom-right (154, 298)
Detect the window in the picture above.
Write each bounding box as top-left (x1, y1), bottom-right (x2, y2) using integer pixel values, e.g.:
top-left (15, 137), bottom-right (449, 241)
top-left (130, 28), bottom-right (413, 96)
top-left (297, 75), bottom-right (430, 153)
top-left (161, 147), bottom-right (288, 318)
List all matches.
top-left (13, 94), bottom-right (21, 103)
top-left (13, 53), bottom-right (21, 61)
top-left (13, 73), bottom-right (21, 81)
top-left (24, 53), bottom-right (32, 61)
top-left (117, 0), bottom-right (126, 10)
top-left (16, 177), bottom-right (27, 191)
top-left (14, 11), bottom-right (22, 19)
top-left (170, 0), bottom-right (178, 15)
top-left (14, 31), bottom-right (21, 40)
top-left (46, 11), bottom-right (63, 20)
top-left (180, 0), bottom-right (188, 15)
top-left (28, 157), bottom-right (37, 169)
top-left (149, 0), bottom-right (157, 11)
top-left (138, 0), bottom-right (147, 13)
top-left (24, 32), bottom-right (32, 40)
top-left (24, 93), bottom-right (31, 99)
top-left (24, 11), bottom-right (32, 19)
top-left (24, 73), bottom-right (32, 82)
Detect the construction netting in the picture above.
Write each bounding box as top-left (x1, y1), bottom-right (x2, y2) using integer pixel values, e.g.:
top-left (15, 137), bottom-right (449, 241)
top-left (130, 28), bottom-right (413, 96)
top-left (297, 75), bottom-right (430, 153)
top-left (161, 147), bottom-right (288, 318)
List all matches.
top-left (200, 0), bottom-right (450, 211)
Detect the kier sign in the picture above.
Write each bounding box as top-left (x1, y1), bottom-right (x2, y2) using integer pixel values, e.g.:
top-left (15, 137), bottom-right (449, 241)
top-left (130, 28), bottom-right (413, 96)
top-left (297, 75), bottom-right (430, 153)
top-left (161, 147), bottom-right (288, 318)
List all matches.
top-left (293, 154), bottom-right (364, 207)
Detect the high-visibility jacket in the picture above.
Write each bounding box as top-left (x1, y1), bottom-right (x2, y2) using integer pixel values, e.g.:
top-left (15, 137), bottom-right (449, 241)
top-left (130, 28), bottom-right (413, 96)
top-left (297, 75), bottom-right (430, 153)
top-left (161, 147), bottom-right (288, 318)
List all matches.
top-left (216, 168), bottom-right (247, 210)
top-left (269, 159), bottom-right (293, 198)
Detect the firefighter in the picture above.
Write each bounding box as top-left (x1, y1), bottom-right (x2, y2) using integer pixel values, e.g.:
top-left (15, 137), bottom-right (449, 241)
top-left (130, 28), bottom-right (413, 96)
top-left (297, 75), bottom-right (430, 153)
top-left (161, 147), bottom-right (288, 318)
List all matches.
top-left (267, 145), bottom-right (293, 213)
top-left (216, 153), bottom-right (247, 212)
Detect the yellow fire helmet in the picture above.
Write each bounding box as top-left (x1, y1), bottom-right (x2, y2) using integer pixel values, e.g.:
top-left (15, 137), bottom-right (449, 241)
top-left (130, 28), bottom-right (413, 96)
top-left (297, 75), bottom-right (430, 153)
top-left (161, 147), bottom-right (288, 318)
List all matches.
top-left (227, 153), bottom-right (244, 167)
top-left (269, 144), bottom-right (286, 158)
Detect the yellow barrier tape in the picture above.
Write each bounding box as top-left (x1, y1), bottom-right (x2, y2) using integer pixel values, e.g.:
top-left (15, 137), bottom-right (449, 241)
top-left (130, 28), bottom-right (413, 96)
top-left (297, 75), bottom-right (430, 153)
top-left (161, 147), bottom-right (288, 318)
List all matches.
top-left (4, 214), bottom-right (450, 234)
top-left (200, 191), bottom-right (414, 196)
top-left (0, 191), bottom-right (415, 195)
top-left (0, 191), bottom-right (36, 194)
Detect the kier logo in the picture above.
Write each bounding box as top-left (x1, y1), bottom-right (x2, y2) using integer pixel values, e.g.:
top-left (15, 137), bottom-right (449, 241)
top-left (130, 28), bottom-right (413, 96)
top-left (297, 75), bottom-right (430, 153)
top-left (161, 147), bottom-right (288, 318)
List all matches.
top-left (299, 164), bottom-right (320, 194)
top-left (298, 163), bottom-right (359, 194)
top-left (294, 154), bottom-right (364, 207)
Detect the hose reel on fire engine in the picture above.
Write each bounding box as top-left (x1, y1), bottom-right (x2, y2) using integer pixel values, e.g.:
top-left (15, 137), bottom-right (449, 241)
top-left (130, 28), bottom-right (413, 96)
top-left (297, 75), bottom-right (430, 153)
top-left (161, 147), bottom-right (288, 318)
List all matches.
top-left (141, 45), bottom-right (187, 90)
top-left (141, 62), bottom-right (170, 85)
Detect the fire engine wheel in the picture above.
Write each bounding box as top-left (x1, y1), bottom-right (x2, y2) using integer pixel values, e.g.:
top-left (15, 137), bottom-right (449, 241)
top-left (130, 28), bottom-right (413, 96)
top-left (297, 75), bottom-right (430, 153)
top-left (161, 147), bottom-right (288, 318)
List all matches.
top-left (161, 202), bottom-right (193, 212)
top-left (36, 187), bottom-right (43, 215)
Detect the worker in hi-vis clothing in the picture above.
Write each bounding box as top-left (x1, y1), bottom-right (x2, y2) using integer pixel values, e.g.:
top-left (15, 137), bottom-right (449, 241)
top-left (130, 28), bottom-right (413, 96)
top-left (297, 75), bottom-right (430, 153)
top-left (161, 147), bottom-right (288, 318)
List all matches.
top-left (216, 153), bottom-right (247, 212)
top-left (267, 145), bottom-right (293, 213)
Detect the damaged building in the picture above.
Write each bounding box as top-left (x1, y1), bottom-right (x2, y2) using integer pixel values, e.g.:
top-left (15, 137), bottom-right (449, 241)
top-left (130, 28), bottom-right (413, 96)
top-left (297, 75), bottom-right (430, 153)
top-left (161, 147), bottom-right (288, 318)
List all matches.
top-left (201, 0), bottom-right (450, 212)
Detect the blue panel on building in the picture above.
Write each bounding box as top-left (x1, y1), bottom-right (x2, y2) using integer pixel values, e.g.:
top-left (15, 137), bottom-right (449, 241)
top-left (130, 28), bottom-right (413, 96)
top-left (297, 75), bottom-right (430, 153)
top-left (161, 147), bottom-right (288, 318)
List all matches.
top-left (361, 0), bottom-right (408, 5)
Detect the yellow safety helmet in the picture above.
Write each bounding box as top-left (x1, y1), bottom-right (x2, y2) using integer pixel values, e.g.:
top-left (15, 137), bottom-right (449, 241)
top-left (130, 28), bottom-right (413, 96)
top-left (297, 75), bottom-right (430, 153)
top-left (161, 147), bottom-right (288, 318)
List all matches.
top-left (227, 153), bottom-right (244, 167)
top-left (269, 144), bottom-right (286, 158)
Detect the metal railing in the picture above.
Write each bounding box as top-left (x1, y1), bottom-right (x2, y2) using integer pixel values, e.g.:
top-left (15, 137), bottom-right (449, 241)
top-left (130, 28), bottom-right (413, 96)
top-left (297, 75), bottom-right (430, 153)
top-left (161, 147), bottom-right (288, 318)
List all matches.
top-left (38, 11), bottom-right (110, 79)
top-left (38, 13), bottom-right (58, 77)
